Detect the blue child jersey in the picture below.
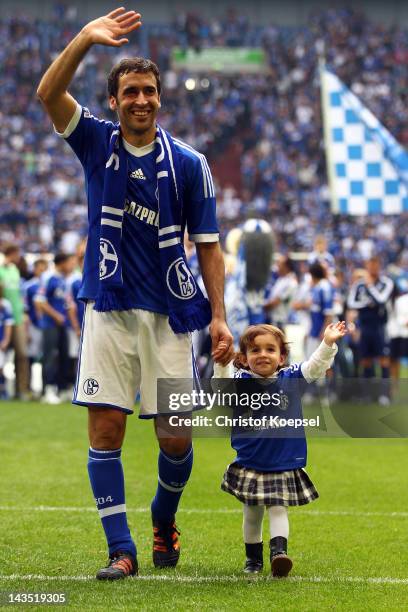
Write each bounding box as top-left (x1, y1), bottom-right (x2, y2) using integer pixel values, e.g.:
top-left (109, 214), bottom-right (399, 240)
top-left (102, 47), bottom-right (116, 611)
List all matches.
top-left (310, 279), bottom-right (334, 338)
top-left (36, 272), bottom-right (69, 329)
top-left (229, 363), bottom-right (308, 472)
top-left (60, 105), bottom-right (219, 314)
top-left (23, 277), bottom-right (45, 328)
top-left (0, 298), bottom-right (14, 343)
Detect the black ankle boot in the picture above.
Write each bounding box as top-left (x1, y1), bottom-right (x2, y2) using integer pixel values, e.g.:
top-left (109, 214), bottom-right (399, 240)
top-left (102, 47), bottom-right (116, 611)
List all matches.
top-left (269, 537), bottom-right (292, 577)
top-left (244, 542), bottom-right (263, 574)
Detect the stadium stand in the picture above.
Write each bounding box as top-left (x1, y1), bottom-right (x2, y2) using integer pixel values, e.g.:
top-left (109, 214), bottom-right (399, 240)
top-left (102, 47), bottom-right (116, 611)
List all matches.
top-left (0, 6), bottom-right (407, 272)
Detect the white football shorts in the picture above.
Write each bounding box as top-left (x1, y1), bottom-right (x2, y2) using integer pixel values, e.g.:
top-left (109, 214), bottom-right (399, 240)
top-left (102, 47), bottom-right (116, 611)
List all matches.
top-left (68, 327), bottom-right (80, 359)
top-left (73, 302), bottom-right (194, 416)
top-left (27, 324), bottom-right (43, 360)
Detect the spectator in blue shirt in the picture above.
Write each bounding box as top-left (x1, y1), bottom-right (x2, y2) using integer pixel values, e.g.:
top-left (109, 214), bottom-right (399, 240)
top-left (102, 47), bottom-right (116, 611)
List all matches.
top-left (307, 262), bottom-right (334, 355)
top-left (35, 253), bottom-right (77, 404)
top-left (23, 258), bottom-right (49, 377)
top-left (0, 285), bottom-right (14, 399)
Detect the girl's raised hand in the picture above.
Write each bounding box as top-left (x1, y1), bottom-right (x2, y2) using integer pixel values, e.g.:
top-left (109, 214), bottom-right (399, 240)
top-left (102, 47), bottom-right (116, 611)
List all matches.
top-left (323, 321), bottom-right (348, 346)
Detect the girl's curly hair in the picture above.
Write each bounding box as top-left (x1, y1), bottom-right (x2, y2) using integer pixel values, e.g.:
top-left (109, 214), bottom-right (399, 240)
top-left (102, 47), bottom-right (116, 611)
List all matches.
top-left (233, 324), bottom-right (290, 371)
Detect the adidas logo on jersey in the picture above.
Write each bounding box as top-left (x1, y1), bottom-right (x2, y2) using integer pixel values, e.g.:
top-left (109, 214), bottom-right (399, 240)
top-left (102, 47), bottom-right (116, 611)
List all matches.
top-left (130, 168), bottom-right (147, 180)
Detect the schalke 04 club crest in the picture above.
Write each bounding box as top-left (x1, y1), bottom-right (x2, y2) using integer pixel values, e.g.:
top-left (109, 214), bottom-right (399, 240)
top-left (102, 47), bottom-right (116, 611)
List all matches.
top-left (166, 257), bottom-right (197, 300)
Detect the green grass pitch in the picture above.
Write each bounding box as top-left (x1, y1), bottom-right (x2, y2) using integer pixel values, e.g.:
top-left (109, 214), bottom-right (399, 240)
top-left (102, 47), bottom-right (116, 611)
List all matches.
top-left (1, 402), bottom-right (408, 610)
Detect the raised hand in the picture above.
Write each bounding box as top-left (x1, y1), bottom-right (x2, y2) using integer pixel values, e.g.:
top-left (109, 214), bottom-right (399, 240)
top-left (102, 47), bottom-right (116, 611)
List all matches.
top-left (323, 321), bottom-right (348, 346)
top-left (82, 7), bottom-right (142, 47)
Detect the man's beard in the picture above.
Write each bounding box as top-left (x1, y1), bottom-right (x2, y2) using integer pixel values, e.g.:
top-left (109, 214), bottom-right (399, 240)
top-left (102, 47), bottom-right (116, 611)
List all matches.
top-left (129, 124), bottom-right (153, 135)
top-left (125, 111), bottom-right (156, 135)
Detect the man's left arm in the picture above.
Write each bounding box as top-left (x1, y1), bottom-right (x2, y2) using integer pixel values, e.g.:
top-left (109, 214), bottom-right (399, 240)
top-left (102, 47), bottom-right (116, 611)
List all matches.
top-left (196, 242), bottom-right (234, 365)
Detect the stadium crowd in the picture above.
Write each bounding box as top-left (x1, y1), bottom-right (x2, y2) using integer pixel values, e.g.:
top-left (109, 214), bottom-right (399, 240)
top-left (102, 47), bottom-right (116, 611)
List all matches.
top-left (0, 5), bottom-right (407, 401)
top-left (0, 6), bottom-right (407, 266)
top-left (0, 233), bottom-right (407, 403)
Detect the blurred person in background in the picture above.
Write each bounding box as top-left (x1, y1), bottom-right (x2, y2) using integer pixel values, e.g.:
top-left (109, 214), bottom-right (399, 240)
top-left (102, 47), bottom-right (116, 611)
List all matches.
top-left (330, 268), bottom-right (355, 396)
top-left (16, 255), bottom-right (31, 282)
top-left (264, 255), bottom-right (298, 329)
top-left (306, 262), bottom-right (334, 355)
top-left (23, 258), bottom-right (49, 396)
top-left (307, 235), bottom-right (335, 276)
top-left (0, 245), bottom-right (30, 399)
top-left (67, 243), bottom-right (86, 383)
top-left (290, 261), bottom-right (312, 361)
top-left (35, 253), bottom-right (77, 404)
top-left (302, 262), bottom-right (334, 403)
top-left (387, 284), bottom-right (408, 398)
top-left (345, 268), bottom-right (366, 380)
top-left (347, 256), bottom-right (394, 405)
top-left (0, 285), bottom-right (14, 399)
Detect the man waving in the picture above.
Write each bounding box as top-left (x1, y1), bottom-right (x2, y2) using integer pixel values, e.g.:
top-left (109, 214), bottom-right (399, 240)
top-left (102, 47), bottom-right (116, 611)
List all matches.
top-left (38, 7), bottom-right (233, 580)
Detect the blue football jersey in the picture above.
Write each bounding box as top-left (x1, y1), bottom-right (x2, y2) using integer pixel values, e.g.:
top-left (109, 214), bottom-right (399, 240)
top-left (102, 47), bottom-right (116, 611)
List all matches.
top-left (58, 105), bottom-right (219, 314)
top-left (23, 277), bottom-right (42, 327)
top-left (230, 364), bottom-right (308, 472)
top-left (36, 272), bottom-right (69, 328)
top-left (0, 298), bottom-right (14, 343)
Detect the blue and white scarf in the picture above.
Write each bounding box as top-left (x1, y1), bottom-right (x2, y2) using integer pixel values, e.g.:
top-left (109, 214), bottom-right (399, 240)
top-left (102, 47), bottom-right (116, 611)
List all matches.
top-left (94, 124), bottom-right (212, 334)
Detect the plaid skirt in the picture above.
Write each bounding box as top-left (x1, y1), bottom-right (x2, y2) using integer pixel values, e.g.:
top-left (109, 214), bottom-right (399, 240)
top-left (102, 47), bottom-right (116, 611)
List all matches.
top-left (221, 462), bottom-right (319, 506)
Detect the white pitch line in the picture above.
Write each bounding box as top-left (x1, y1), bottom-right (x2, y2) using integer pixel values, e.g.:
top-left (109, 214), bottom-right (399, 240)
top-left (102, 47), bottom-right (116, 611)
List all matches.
top-left (0, 506), bottom-right (407, 518)
top-left (0, 574), bottom-right (408, 585)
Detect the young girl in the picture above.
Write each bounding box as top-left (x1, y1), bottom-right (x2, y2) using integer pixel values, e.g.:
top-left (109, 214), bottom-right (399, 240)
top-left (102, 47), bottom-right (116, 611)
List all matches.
top-left (214, 321), bottom-right (347, 577)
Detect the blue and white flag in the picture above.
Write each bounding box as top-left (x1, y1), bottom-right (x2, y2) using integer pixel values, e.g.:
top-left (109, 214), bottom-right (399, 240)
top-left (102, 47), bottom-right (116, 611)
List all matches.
top-left (321, 66), bottom-right (408, 215)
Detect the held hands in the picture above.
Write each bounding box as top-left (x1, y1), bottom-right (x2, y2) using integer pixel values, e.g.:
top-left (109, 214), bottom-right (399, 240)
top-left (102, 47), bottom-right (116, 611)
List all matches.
top-left (210, 319), bottom-right (234, 366)
top-left (82, 7), bottom-right (142, 47)
top-left (323, 321), bottom-right (348, 347)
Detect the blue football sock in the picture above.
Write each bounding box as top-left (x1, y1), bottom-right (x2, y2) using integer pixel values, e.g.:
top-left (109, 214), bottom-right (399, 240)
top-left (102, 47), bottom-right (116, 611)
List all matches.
top-left (151, 445), bottom-right (193, 523)
top-left (87, 448), bottom-right (136, 559)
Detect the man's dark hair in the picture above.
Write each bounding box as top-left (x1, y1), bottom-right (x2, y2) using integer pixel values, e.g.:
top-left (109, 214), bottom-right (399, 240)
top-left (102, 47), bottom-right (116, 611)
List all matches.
top-left (3, 244), bottom-right (20, 257)
top-left (107, 57), bottom-right (161, 98)
top-left (54, 253), bottom-right (73, 266)
top-left (282, 256), bottom-right (295, 273)
top-left (309, 262), bottom-right (326, 280)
